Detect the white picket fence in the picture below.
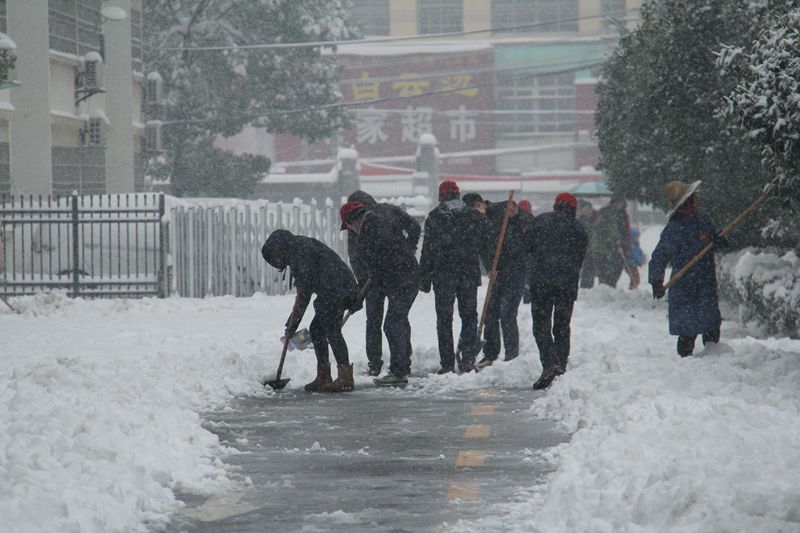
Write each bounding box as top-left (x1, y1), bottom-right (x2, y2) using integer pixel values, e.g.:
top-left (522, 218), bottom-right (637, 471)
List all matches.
top-left (169, 198), bottom-right (347, 297)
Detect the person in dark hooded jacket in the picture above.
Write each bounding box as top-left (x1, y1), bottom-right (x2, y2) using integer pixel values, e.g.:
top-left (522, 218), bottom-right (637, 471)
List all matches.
top-left (477, 199), bottom-right (530, 367)
top-left (419, 180), bottom-right (490, 373)
top-left (527, 193), bottom-right (588, 389)
top-left (341, 201), bottom-right (419, 387)
top-left (346, 190), bottom-right (421, 376)
top-left (261, 230), bottom-right (360, 393)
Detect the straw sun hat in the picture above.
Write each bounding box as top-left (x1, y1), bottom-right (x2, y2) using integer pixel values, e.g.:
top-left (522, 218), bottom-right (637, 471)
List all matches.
top-left (665, 180), bottom-right (701, 218)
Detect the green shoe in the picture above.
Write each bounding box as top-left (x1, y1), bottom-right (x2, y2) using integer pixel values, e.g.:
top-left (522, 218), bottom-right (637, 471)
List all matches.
top-left (373, 373), bottom-right (408, 388)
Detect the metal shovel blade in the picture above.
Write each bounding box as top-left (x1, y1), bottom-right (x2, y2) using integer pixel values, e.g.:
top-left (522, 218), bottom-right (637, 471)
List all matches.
top-left (283, 328), bottom-right (314, 351)
top-left (264, 377), bottom-right (291, 390)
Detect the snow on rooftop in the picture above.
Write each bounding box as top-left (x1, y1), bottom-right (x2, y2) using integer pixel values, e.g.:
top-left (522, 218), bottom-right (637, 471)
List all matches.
top-left (0, 32), bottom-right (17, 50)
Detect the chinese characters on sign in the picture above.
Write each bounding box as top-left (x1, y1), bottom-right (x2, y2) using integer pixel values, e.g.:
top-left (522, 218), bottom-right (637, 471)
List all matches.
top-left (354, 106), bottom-right (478, 145)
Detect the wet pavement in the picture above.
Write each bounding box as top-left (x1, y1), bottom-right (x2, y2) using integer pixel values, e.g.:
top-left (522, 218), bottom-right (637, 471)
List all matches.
top-left (170, 386), bottom-right (569, 532)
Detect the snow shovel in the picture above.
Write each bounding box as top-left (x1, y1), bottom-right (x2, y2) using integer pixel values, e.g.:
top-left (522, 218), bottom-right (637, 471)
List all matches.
top-left (0, 295), bottom-right (17, 313)
top-left (475, 191), bottom-right (516, 367)
top-left (282, 280), bottom-right (373, 352)
top-left (264, 295), bottom-right (302, 390)
top-left (664, 191), bottom-right (770, 290)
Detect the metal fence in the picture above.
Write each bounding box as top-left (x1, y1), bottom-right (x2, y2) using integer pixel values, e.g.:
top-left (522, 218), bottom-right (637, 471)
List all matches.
top-left (170, 199), bottom-right (346, 297)
top-left (0, 193), bottom-right (166, 298)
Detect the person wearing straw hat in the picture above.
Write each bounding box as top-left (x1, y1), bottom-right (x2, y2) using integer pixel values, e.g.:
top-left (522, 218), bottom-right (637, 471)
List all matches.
top-left (649, 180), bottom-right (726, 357)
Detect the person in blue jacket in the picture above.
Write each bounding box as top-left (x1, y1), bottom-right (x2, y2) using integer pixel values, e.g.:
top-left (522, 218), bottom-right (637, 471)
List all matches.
top-left (649, 180), bottom-right (725, 357)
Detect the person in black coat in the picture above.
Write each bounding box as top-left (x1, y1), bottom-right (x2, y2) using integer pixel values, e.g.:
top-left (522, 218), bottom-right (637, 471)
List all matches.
top-left (419, 180), bottom-right (490, 373)
top-left (527, 193), bottom-right (588, 390)
top-left (478, 199), bottom-right (530, 367)
top-left (261, 229), bottom-right (360, 393)
top-left (341, 202), bottom-right (420, 387)
top-left (346, 190), bottom-right (421, 376)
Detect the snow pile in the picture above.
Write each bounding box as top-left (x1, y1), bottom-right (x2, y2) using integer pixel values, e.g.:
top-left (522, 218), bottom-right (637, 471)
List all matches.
top-left (718, 249), bottom-right (800, 337)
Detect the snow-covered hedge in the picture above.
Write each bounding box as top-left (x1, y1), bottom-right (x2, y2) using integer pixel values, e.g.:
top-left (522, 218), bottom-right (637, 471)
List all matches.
top-left (718, 249), bottom-right (800, 338)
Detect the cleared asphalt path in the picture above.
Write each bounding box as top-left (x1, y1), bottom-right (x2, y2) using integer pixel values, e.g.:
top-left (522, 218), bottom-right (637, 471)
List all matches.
top-left (172, 386), bottom-right (569, 532)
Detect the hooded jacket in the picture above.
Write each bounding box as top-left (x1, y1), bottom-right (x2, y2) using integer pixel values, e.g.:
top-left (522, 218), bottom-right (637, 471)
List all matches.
top-left (356, 212), bottom-right (419, 295)
top-left (262, 230), bottom-right (358, 324)
top-left (419, 199), bottom-right (490, 287)
top-left (346, 190), bottom-right (421, 284)
top-left (485, 201), bottom-right (530, 280)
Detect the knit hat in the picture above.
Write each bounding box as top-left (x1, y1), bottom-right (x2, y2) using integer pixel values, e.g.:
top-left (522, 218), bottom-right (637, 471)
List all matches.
top-left (462, 192), bottom-right (484, 207)
top-left (518, 200), bottom-right (532, 214)
top-left (665, 180), bottom-right (701, 218)
top-left (339, 201), bottom-right (365, 230)
top-left (438, 180), bottom-right (460, 201)
top-left (554, 192), bottom-right (577, 210)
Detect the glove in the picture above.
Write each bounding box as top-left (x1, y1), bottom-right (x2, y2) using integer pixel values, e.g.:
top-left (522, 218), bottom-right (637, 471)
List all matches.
top-left (420, 279), bottom-right (432, 293)
top-left (651, 282), bottom-right (665, 300)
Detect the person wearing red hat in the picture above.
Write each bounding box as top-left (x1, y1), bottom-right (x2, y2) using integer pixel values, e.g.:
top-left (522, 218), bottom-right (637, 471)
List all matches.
top-left (419, 179), bottom-right (490, 373)
top-left (526, 192), bottom-right (588, 390)
top-left (343, 190), bottom-right (420, 376)
top-left (341, 201), bottom-right (420, 387)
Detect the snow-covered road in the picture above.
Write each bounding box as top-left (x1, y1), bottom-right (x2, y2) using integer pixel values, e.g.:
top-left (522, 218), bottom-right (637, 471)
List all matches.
top-left (2, 278), bottom-right (799, 532)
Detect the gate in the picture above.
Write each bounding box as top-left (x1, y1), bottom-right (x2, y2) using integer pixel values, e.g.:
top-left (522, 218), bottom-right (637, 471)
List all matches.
top-left (0, 193), bottom-right (166, 298)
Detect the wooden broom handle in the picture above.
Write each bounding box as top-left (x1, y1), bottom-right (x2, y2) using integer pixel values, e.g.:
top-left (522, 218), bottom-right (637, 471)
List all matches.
top-left (477, 191), bottom-right (515, 341)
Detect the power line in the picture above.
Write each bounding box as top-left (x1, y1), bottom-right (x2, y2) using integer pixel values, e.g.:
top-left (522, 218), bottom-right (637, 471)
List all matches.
top-left (161, 58), bottom-right (602, 126)
top-left (152, 11), bottom-right (636, 52)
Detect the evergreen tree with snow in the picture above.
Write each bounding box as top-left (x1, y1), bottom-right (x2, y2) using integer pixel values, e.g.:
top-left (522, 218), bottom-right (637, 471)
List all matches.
top-left (595, 0), bottom-right (796, 246)
top-left (718, 9), bottom-right (800, 245)
top-left (143, 0), bottom-right (358, 197)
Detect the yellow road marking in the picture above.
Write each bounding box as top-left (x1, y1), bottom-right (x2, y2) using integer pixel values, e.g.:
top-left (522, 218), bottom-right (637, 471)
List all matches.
top-left (446, 482), bottom-right (479, 502)
top-left (475, 388), bottom-right (498, 398)
top-left (456, 450), bottom-right (486, 467)
top-left (471, 405), bottom-right (496, 415)
top-left (464, 424), bottom-right (491, 439)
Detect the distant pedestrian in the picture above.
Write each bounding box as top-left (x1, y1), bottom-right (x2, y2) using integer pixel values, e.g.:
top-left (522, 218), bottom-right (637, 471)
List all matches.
top-left (419, 180), bottom-right (490, 374)
top-left (478, 199), bottom-right (529, 367)
top-left (649, 181), bottom-right (725, 357)
top-left (341, 202), bottom-right (420, 387)
top-left (589, 196), bottom-right (631, 287)
top-left (577, 199), bottom-right (597, 288)
top-left (261, 230), bottom-right (360, 392)
top-left (345, 190), bottom-right (421, 376)
top-left (627, 227), bottom-right (646, 289)
top-left (526, 193), bottom-right (588, 390)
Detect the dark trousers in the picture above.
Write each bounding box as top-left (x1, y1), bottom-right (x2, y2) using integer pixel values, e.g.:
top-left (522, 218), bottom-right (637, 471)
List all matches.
top-left (365, 286), bottom-right (387, 372)
top-left (483, 276), bottom-right (525, 361)
top-left (597, 257), bottom-right (622, 287)
top-left (364, 287), bottom-right (411, 372)
top-left (677, 328), bottom-right (721, 357)
top-left (385, 284), bottom-right (418, 378)
top-left (310, 299), bottom-right (348, 366)
top-left (434, 282), bottom-right (478, 367)
top-left (531, 288), bottom-right (575, 370)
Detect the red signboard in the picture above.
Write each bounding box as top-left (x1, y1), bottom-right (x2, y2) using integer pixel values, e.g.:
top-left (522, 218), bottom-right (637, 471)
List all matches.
top-left (274, 46), bottom-right (496, 175)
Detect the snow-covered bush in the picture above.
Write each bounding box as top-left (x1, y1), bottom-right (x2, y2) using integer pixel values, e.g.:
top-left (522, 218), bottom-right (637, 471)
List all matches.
top-left (718, 249), bottom-right (800, 338)
top-left (718, 9), bottom-right (800, 194)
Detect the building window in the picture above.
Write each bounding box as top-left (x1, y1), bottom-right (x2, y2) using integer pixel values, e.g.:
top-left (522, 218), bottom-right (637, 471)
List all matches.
top-left (492, 0), bottom-right (579, 34)
top-left (0, 0), bottom-right (7, 34)
top-left (130, 6), bottom-right (144, 73)
top-left (350, 0), bottom-right (390, 36)
top-left (495, 72), bottom-right (576, 138)
top-left (48, 0), bottom-right (102, 56)
top-left (418, 0), bottom-right (462, 35)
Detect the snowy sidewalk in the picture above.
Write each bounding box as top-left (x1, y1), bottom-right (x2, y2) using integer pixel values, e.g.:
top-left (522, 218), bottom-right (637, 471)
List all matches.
top-left (1, 286), bottom-right (800, 532)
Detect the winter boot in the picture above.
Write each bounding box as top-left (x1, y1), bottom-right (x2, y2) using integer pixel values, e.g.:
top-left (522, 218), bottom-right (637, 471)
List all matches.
top-left (533, 364), bottom-right (564, 390)
top-left (321, 364), bottom-right (354, 393)
top-left (373, 373), bottom-right (408, 388)
top-left (304, 363), bottom-right (332, 392)
top-left (437, 364), bottom-right (455, 375)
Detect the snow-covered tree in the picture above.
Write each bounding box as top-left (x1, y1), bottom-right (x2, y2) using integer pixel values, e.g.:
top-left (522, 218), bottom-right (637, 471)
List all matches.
top-left (595, 0), bottom-right (796, 245)
top-left (718, 10), bottom-right (800, 195)
top-left (143, 0), bottom-right (358, 197)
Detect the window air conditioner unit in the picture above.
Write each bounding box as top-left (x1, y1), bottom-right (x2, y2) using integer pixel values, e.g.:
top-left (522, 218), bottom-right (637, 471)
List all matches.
top-left (81, 110), bottom-right (108, 147)
top-left (75, 51), bottom-right (105, 104)
top-left (145, 71), bottom-right (163, 105)
top-left (144, 120), bottom-right (163, 153)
